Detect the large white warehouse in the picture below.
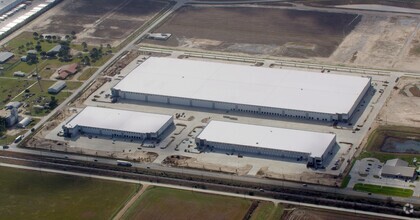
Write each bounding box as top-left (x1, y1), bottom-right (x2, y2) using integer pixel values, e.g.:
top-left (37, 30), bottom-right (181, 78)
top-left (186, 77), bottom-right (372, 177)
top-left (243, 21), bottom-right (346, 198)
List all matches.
top-left (111, 57), bottom-right (371, 122)
top-left (63, 106), bottom-right (173, 140)
top-left (196, 121), bottom-right (336, 167)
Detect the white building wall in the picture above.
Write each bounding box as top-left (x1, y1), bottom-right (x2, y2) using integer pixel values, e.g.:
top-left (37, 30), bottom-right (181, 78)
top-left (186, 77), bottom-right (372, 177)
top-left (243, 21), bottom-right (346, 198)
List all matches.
top-left (214, 102), bottom-right (235, 110)
top-left (198, 139), bottom-right (311, 161)
top-left (169, 97), bottom-right (191, 106)
top-left (346, 77), bottom-right (371, 120)
top-left (191, 99), bottom-right (213, 108)
top-left (147, 94), bottom-right (168, 104)
top-left (113, 91), bottom-right (361, 122)
top-left (124, 92), bottom-right (146, 101)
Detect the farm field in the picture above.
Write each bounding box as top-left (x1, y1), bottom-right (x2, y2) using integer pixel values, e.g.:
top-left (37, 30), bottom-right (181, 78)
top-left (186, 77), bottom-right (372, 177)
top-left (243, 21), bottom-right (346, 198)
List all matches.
top-left (30, 0), bottom-right (168, 47)
top-left (144, 6), bottom-right (360, 58)
top-left (282, 207), bottom-right (395, 220)
top-left (0, 167), bottom-right (139, 220)
top-left (250, 201), bottom-right (283, 220)
top-left (122, 186), bottom-right (252, 220)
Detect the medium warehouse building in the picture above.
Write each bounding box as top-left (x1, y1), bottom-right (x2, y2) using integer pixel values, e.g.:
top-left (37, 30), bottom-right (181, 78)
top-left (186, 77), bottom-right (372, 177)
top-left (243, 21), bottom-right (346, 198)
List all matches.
top-left (111, 58), bottom-right (371, 122)
top-left (62, 106), bottom-right (173, 140)
top-left (196, 121), bottom-right (336, 167)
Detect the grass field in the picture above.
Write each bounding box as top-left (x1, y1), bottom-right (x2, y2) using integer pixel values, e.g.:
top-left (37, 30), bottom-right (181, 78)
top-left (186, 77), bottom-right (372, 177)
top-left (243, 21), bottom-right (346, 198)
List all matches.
top-left (78, 67), bottom-right (98, 80)
top-left (0, 167), bottom-right (139, 219)
top-left (353, 183), bottom-right (414, 197)
top-left (359, 126), bottom-right (420, 165)
top-left (250, 201), bottom-right (283, 220)
top-left (15, 80), bottom-right (72, 116)
top-left (0, 78), bottom-right (33, 108)
top-left (122, 187), bottom-right (252, 220)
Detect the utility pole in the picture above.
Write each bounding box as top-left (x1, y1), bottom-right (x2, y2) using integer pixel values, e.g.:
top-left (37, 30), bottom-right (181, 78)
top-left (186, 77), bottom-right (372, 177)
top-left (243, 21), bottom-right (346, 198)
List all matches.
top-left (35, 63), bottom-right (43, 92)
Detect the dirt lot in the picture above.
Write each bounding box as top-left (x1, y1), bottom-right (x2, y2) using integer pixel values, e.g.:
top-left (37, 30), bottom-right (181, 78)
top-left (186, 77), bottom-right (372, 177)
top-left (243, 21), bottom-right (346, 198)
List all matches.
top-left (30, 0), bottom-right (167, 46)
top-left (376, 77), bottom-right (420, 127)
top-left (163, 155), bottom-right (252, 175)
top-left (282, 208), bottom-right (395, 220)
top-left (145, 6), bottom-right (359, 58)
top-left (330, 15), bottom-right (420, 71)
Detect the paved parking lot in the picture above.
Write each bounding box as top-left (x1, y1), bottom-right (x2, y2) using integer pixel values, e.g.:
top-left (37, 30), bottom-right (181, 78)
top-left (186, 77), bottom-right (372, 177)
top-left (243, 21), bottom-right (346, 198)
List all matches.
top-left (348, 158), bottom-right (420, 196)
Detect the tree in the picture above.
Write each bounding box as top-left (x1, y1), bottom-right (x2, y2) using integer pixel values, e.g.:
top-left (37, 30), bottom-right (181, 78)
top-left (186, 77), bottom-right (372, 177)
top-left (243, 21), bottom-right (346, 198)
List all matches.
top-left (106, 44), bottom-right (112, 53)
top-left (52, 35), bottom-right (57, 42)
top-left (82, 42), bottom-right (88, 52)
top-left (35, 44), bottom-right (42, 52)
top-left (0, 116), bottom-right (6, 134)
top-left (33, 32), bottom-right (39, 39)
top-left (83, 56), bottom-right (91, 65)
top-left (26, 53), bottom-right (38, 64)
top-left (49, 96), bottom-right (58, 109)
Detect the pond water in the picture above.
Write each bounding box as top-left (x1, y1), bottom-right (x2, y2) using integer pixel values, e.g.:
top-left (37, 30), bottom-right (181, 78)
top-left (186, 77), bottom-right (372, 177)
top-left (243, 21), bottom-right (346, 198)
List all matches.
top-left (381, 137), bottom-right (420, 154)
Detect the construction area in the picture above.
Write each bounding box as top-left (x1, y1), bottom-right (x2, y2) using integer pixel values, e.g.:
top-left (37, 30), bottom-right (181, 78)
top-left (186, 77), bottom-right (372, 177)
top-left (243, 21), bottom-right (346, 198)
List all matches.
top-left (28, 0), bottom-right (169, 47)
top-left (142, 4), bottom-right (420, 73)
top-left (145, 6), bottom-right (360, 58)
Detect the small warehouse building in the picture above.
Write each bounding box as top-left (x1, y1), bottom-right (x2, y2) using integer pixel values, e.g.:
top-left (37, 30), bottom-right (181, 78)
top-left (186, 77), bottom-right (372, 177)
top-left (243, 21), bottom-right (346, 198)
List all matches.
top-left (48, 81), bottom-right (66, 94)
top-left (5, 101), bottom-right (21, 109)
top-left (380, 159), bottom-right (417, 181)
top-left (196, 121), bottom-right (336, 167)
top-left (17, 116), bottom-right (32, 128)
top-left (13, 71), bottom-right (25, 77)
top-left (112, 58), bottom-right (371, 122)
top-left (62, 106), bottom-right (174, 140)
top-left (55, 63), bottom-right (78, 80)
top-left (0, 51), bottom-right (14, 63)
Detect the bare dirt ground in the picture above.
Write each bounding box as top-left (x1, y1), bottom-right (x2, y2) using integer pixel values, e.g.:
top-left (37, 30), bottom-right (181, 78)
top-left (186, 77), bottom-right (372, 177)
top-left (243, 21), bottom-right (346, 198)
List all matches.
top-left (376, 77), bottom-right (420, 127)
top-left (145, 6), bottom-right (359, 58)
top-left (163, 155), bottom-right (252, 175)
top-left (257, 167), bottom-right (338, 186)
top-left (330, 15), bottom-right (420, 71)
top-left (282, 208), bottom-right (395, 220)
top-left (30, 0), bottom-right (167, 47)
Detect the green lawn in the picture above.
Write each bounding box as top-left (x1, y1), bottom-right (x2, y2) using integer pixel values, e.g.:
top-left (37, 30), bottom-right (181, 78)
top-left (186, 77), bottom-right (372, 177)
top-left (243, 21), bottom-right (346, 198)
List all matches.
top-left (0, 166), bottom-right (139, 220)
top-left (123, 187), bottom-right (252, 220)
top-left (0, 130), bottom-right (25, 145)
top-left (66, 81), bottom-right (83, 90)
top-left (250, 201), bottom-right (283, 220)
top-left (0, 78), bottom-right (33, 108)
top-left (353, 183), bottom-right (414, 197)
top-left (78, 67), bottom-right (98, 80)
top-left (341, 175), bottom-right (352, 188)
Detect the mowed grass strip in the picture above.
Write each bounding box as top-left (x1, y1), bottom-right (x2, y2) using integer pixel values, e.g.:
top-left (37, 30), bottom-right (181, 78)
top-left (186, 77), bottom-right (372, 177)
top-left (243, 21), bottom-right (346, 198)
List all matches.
top-left (78, 67), bottom-right (98, 80)
top-left (123, 186), bottom-right (252, 220)
top-left (0, 167), bottom-right (139, 220)
top-left (353, 183), bottom-right (413, 197)
top-left (250, 201), bottom-right (283, 220)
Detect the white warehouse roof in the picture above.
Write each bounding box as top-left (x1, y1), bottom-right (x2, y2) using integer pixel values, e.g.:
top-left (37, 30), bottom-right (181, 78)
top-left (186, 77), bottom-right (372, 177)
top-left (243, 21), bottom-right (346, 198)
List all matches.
top-left (64, 106), bottom-right (173, 134)
top-left (197, 121), bottom-right (336, 158)
top-left (113, 57), bottom-right (370, 115)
